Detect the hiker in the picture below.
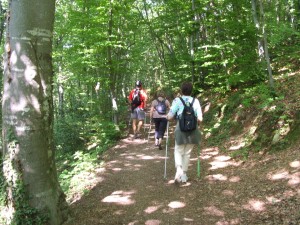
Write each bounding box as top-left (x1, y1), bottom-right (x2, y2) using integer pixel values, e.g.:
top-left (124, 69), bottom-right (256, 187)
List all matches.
top-left (128, 80), bottom-right (148, 139)
top-left (149, 90), bottom-right (171, 150)
top-left (166, 82), bottom-right (203, 183)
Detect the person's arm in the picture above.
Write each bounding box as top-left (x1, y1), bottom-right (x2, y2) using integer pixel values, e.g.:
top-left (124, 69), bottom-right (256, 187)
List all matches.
top-left (195, 99), bottom-right (203, 125)
top-left (149, 106), bottom-right (154, 121)
top-left (149, 100), bottom-right (155, 118)
top-left (141, 89), bottom-right (147, 110)
top-left (166, 98), bottom-right (178, 121)
top-left (128, 90), bottom-right (133, 104)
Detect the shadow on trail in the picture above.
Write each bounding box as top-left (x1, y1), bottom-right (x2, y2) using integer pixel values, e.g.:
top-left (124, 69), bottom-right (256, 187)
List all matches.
top-left (63, 122), bottom-right (300, 225)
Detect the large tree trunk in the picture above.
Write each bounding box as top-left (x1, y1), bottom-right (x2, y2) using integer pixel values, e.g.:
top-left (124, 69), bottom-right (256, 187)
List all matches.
top-left (2, 1), bottom-right (68, 224)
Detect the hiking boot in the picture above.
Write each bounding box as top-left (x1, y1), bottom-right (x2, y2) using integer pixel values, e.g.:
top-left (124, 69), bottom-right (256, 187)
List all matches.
top-left (174, 166), bottom-right (183, 183)
top-left (136, 132), bottom-right (142, 138)
top-left (158, 144), bottom-right (163, 150)
top-left (181, 174), bottom-right (188, 183)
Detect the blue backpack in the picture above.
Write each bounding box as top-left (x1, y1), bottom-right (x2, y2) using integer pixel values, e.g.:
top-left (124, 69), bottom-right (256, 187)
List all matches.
top-left (155, 99), bottom-right (167, 114)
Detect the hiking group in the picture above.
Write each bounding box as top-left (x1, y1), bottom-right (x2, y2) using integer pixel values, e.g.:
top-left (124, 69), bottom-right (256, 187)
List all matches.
top-left (128, 81), bottom-right (203, 184)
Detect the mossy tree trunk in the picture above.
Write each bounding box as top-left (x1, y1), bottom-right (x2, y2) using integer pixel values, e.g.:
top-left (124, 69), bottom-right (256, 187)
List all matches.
top-left (2, 0), bottom-right (68, 224)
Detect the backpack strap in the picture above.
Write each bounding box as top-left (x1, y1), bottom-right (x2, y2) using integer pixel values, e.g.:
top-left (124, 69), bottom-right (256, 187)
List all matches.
top-left (191, 97), bottom-right (195, 106)
top-left (179, 97), bottom-right (186, 106)
top-left (179, 97), bottom-right (194, 106)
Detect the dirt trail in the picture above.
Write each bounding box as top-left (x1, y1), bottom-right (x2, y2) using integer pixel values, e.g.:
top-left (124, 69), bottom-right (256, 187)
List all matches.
top-left (63, 120), bottom-right (300, 225)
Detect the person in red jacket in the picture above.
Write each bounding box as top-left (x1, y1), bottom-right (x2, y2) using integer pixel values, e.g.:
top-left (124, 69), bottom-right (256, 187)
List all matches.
top-left (128, 80), bottom-right (148, 138)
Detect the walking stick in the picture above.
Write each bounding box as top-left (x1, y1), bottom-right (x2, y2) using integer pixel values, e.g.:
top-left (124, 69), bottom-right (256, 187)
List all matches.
top-left (143, 116), bottom-right (147, 140)
top-left (164, 121), bottom-right (170, 179)
top-left (197, 144), bottom-right (201, 178)
top-left (147, 119), bottom-right (152, 143)
top-left (197, 127), bottom-right (203, 178)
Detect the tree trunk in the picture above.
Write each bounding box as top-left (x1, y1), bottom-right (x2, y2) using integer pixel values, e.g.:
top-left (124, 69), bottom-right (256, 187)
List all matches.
top-left (2, 1), bottom-right (68, 224)
top-left (258, 0), bottom-right (275, 90)
top-left (251, 0), bottom-right (264, 60)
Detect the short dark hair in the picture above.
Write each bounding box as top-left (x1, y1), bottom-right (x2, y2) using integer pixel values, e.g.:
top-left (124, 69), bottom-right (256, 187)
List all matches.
top-left (181, 82), bottom-right (193, 95)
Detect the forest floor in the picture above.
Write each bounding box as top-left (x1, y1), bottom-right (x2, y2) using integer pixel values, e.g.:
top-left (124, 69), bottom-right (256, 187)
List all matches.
top-left (63, 118), bottom-right (300, 225)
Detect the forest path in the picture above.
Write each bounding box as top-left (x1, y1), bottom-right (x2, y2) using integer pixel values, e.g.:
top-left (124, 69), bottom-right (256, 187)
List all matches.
top-left (63, 118), bottom-right (300, 225)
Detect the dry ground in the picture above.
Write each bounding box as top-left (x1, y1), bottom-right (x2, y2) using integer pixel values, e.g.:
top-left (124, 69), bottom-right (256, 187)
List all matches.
top-left (63, 120), bottom-right (300, 225)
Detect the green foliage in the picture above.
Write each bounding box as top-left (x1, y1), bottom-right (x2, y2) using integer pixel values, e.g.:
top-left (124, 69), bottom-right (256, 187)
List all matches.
top-left (54, 118), bottom-right (85, 153)
top-left (56, 143), bottom-right (108, 197)
top-left (229, 147), bottom-right (249, 161)
top-left (240, 83), bottom-right (284, 109)
top-left (1, 180), bottom-right (49, 225)
top-left (55, 114), bottom-right (121, 198)
top-left (0, 165), bottom-right (5, 210)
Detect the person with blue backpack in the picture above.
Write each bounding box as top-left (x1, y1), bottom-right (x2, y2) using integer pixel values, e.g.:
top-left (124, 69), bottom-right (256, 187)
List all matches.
top-left (149, 90), bottom-right (170, 150)
top-left (167, 82), bottom-right (203, 183)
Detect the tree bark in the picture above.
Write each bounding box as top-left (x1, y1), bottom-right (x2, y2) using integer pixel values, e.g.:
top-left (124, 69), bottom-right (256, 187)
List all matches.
top-left (258, 0), bottom-right (275, 90)
top-left (2, 1), bottom-right (68, 224)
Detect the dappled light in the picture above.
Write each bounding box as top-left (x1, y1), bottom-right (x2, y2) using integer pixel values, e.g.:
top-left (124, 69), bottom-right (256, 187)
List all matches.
top-left (204, 205), bottom-right (225, 217)
top-left (222, 190), bottom-right (234, 196)
top-left (145, 219), bottom-right (161, 225)
top-left (135, 154), bottom-right (155, 160)
top-left (229, 176), bottom-right (241, 182)
top-left (183, 217), bottom-right (194, 222)
top-left (207, 174), bottom-right (228, 182)
top-left (268, 170), bottom-right (289, 180)
top-left (267, 168), bottom-right (300, 187)
top-left (168, 201), bottom-right (186, 209)
top-left (229, 142), bottom-right (246, 151)
top-left (290, 160), bottom-right (300, 168)
top-left (2, 0), bottom-right (299, 224)
top-left (243, 199), bottom-right (266, 212)
top-left (61, 131), bottom-right (300, 225)
top-left (208, 154), bottom-right (243, 170)
top-left (102, 190), bottom-right (136, 206)
top-left (216, 218), bottom-right (240, 225)
top-left (200, 147), bottom-right (219, 159)
top-left (266, 196), bottom-right (281, 204)
top-left (60, 103), bottom-right (300, 225)
top-left (144, 205), bottom-right (162, 214)
top-left (288, 172), bottom-right (300, 186)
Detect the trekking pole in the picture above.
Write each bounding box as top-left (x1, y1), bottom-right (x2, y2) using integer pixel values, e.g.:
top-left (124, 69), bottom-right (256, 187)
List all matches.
top-left (143, 115), bottom-right (147, 140)
top-left (197, 144), bottom-right (201, 178)
top-left (147, 119), bottom-right (152, 143)
top-left (164, 121), bottom-right (170, 179)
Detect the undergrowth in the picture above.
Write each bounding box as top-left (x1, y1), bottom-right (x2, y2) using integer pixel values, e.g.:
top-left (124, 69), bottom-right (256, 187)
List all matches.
top-left (204, 79), bottom-right (299, 159)
top-left (55, 116), bottom-right (122, 201)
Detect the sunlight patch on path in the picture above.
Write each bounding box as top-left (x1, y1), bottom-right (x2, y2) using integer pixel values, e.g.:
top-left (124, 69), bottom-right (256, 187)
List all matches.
top-left (102, 190), bottom-right (136, 205)
top-left (267, 169), bottom-right (300, 187)
top-left (203, 205), bottom-right (224, 216)
top-left (216, 218), bottom-right (240, 225)
top-left (145, 219), bottom-right (161, 225)
top-left (207, 174), bottom-right (228, 181)
top-left (209, 155), bottom-right (243, 170)
top-left (168, 201), bottom-right (186, 209)
top-left (222, 189), bottom-right (234, 196)
top-left (144, 205), bottom-right (162, 214)
top-left (290, 160), bottom-right (300, 168)
top-left (243, 199), bottom-right (266, 212)
top-left (201, 147), bottom-right (219, 160)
